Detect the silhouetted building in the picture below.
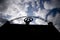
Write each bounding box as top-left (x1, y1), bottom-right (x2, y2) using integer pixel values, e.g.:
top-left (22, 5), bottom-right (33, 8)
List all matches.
top-left (0, 21), bottom-right (59, 32)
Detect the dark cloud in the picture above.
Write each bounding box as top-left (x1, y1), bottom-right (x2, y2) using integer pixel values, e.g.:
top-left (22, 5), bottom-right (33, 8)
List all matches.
top-left (44, 0), bottom-right (60, 31)
top-left (0, 0), bottom-right (9, 12)
top-left (0, 0), bottom-right (10, 27)
top-left (0, 0), bottom-right (6, 4)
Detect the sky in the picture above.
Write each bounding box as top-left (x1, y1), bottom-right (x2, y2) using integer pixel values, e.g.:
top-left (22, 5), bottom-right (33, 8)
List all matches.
top-left (0, 0), bottom-right (60, 31)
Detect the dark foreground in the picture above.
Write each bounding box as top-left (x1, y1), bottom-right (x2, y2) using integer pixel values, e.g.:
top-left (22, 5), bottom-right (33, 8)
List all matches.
top-left (0, 21), bottom-right (59, 32)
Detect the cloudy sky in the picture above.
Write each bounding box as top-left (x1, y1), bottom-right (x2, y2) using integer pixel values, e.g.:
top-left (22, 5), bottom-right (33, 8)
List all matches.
top-left (0, 0), bottom-right (60, 31)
